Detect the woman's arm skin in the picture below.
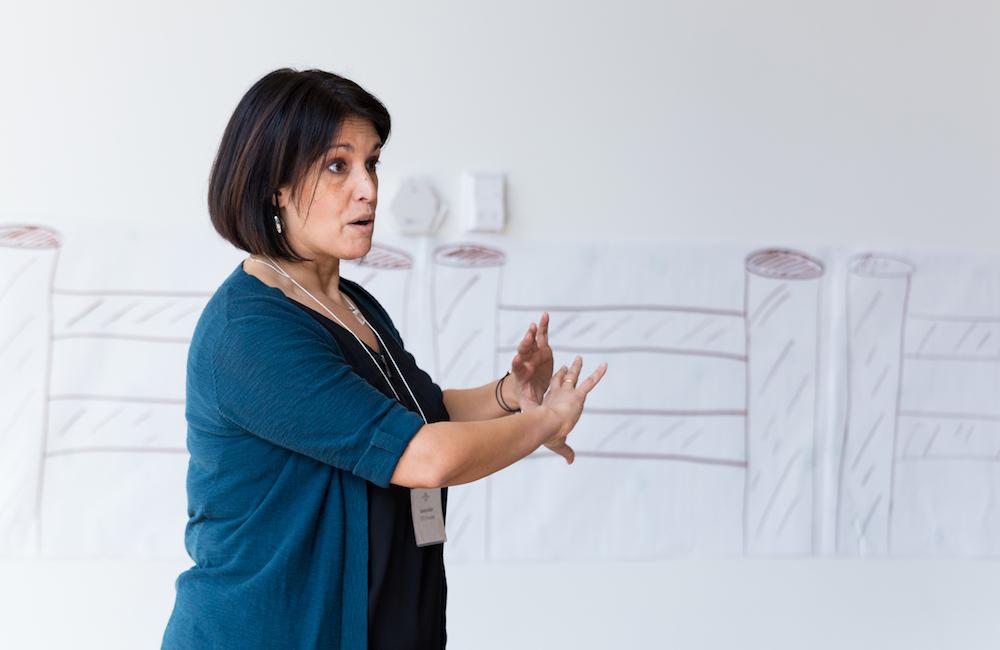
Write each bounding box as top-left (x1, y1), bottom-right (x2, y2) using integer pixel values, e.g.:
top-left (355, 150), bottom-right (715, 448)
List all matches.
top-left (392, 406), bottom-right (562, 488)
top-left (393, 357), bottom-right (608, 488)
top-left (441, 377), bottom-right (520, 422)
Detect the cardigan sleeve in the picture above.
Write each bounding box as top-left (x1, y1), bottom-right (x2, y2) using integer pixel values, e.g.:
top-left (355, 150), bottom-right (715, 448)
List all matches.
top-left (210, 305), bottom-right (425, 488)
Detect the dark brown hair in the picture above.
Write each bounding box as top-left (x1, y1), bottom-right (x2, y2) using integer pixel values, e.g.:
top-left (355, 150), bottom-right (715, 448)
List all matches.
top-left (208, 68), bottom-right (391, 262)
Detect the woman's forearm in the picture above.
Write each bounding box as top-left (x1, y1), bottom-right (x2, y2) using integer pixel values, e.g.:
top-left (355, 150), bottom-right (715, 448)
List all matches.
top-left (391, 407), bottom-right (562, 488)
top-left (441, 375), bottom-right (520, 422)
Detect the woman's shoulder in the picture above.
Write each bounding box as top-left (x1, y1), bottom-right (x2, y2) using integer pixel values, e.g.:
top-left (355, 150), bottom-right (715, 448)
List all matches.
top-left (195, 263), bottom-right (330, 342)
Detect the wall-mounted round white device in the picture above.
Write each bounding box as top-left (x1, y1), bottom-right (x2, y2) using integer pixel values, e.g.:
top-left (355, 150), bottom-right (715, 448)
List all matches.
top-left (390, 177), bottom-right (448, 236)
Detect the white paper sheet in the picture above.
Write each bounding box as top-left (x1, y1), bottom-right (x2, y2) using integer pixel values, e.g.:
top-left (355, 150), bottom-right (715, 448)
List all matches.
top-left (1, 221), bottom-right (998, 559)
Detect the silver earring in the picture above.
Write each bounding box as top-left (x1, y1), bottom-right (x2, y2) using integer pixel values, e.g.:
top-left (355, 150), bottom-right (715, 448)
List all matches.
top-left (273, 213), bottom-right (283, 234)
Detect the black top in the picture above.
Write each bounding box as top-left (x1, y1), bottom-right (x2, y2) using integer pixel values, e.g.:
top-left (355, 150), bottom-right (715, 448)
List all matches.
top-left (284, 278), bottom-right (449, 650)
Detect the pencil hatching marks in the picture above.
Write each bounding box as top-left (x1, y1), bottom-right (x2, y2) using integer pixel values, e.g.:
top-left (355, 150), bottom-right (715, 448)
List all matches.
top-left (860, 464), bottom-right (876, 488)
top-left (786, 375), bottom-right (810, 415)
top-left (922, 425), bottom-right (941, 456)
top-left (102, 300), bottom-right (139, 327)
top-left (759, 340), bottom-right (795, 395)
top-left (953, 423), bottom-right (964, 439)
top-left (0, 257), bottom-right (37, 302)
top-left (774, 491), bottom-right (802, 537)
top-left (132, 410), bottom-right (153, 426)
top-left (751, 283), bottom-right (787, 326)
top-left (601, 315), bottom-right (632, 338)
top-left (851, 413), bottom-right (885, 471)
top-left (2, 391), bottom-right (34, 435)
top-left (954, 322), bottom-right (977, 352)
top-left (965, 425), bottom-right (975, 444)
top-left (678, 317), bottom-right (712, 344)
top-left (168, 304), bottom-right (202, 323)
top-left (443, 329), bottom-right (482, 379)
top-left (57, 408), bottom-right (87, 438)
top-left (859, 494), bottom-right (883, 539)
top-left (762, 414), bottom-right (777, 441)
top-left (703, 327), bottom-right (727, 346)
top-left (64, 299), bottom-right (103, 328)
top-left (754, 450), bottom-right (802, 540)
top-left (0, 315), bottom-right (34, 360)
top-left (902, 421), bottom-right (923, 455)
top-left (853, 290), bottom-right (882, 336)
top-left (91, 408), bottom-right (124, 435)
top-left (12, 348), bottom-right (33, 372)
top-left (597, 420), bottom-right (633, 449)
top-left (548, 313), bottom-right (581, 338)
top-left (571, 321), bottom-right (597, 338)
top-left (441, 275), bottom-right (479, 330)
top-left (643, 317), bottom-right (671, 339)
top-left (870, 365), bottom-right (890, 398)
top-left (977, 330), bottom-right (993, 351)
top-left (755, 292), bottom-right (790, 329)
top-left (658, 421), bottom-right (685, 441)
top-left (681, 428), bottom-right (702, 450)
top-left (865, 345), bottom-right (877, 367)
top-left (915, 323), bottom-right (937, 354)
top-left (135, 300), bottom-right (175, 324)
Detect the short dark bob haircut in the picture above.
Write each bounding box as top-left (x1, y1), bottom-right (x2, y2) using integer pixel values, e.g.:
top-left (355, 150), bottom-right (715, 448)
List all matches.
top-left (208, 68), bottom-right (391, 263)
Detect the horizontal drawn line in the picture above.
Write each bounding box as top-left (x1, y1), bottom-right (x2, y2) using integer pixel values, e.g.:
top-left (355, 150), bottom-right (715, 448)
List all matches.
top-left (899, 410), bottom-right (1000, 423)
top-left (49, 394), bottom-right (184, 405)
top-left (496, 344), bottom-right (746, 362)
top-left (899, 454), bottom-right (1000, 464)
top-left (529, 450), bottom-right (746, 467)
top-left (498, 304), bottom-right (744, 317)
top-left (46, 446), bottom-right (187, 458)
top-left (902, 353), bottom-right (1000, 363)
top-left (53, 288), bottom-right (211, 298)
top-left (52, 332), bottom-right (192, 344)
top-left (586, 408), bottom-right (746, 417)
top-left (909, 313), bottom-right (1000, 324)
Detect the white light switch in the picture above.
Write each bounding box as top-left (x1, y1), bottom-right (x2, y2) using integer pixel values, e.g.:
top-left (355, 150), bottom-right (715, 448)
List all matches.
top-left (462, 172), bottom-right (506, 233)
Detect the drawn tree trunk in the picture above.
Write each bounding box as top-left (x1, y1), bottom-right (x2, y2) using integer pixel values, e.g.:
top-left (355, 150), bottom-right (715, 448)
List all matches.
top-left (836, 253), bottom-right (913, 555)
top-left (744, 249), bottom-right (824, 554)
top-left (0, 225), bottom-right (61, 555)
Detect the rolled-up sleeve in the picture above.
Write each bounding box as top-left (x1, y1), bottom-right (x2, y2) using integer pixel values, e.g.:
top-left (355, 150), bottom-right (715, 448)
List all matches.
top-left (210, 308), bottom-right (424, 487)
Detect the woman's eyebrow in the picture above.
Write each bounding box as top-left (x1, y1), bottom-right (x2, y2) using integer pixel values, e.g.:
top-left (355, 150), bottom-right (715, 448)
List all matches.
top-left (328, 142), bottom-right (383, 153)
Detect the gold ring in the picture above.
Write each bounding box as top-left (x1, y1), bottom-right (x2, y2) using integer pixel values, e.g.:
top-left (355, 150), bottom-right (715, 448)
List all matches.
top-left (563, 378), bottom-right (576, 384)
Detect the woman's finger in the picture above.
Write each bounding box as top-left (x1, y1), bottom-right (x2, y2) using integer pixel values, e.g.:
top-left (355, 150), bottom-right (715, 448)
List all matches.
top-left (549, 366), bottom-right (568, 390)
top-left (548, 441), bottom-right (575, 464)
top-left (537, 312), bottom-right (550, 348)
top-left (577, 362), bottom-right (609, 394)
top-left (517, 325), bottom-right (535, 354)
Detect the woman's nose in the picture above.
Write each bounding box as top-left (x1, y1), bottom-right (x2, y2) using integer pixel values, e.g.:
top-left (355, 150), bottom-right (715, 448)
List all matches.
top-left (353, 167), bottom-right (377, 201)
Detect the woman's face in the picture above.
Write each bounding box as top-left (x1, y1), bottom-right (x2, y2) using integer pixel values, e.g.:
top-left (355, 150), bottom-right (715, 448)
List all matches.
top-left (278, 115), bottom-right (382, 262)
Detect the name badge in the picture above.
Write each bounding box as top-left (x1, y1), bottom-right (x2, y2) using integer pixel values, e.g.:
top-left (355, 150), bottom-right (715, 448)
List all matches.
top-left (410, 488), bottom-right (447, 547)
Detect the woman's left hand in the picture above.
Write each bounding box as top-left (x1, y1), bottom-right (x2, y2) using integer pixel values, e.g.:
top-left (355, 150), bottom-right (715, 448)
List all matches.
top-left (506, 312), bottom-right (554, 409)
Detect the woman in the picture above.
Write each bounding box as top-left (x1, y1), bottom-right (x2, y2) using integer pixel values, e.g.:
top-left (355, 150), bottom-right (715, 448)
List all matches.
top-left (162, 68), bottom-right (607, 649)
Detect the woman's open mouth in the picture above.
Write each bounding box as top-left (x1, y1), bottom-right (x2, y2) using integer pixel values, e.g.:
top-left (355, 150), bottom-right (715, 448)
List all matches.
top-left (348, 218), bottom-right (374, 232)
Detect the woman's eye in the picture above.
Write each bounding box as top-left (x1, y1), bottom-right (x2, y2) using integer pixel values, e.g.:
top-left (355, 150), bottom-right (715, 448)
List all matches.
top-left (367, 159), bottom-right (381, 172)
top-left (328, 160), bottom-right (347, 173)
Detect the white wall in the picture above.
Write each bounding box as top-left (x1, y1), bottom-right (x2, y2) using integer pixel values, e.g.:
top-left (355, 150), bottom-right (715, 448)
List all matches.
top-left (1, 1), bottom-right (999, 648)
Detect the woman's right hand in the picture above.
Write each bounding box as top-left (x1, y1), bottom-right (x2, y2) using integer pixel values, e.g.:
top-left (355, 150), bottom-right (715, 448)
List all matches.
top-left (520, 356), bottom-right (608, 464)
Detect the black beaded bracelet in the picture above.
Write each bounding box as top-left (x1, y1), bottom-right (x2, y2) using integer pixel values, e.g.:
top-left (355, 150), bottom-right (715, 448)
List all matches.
top-left (495, 371), bottom-right (520, 413)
